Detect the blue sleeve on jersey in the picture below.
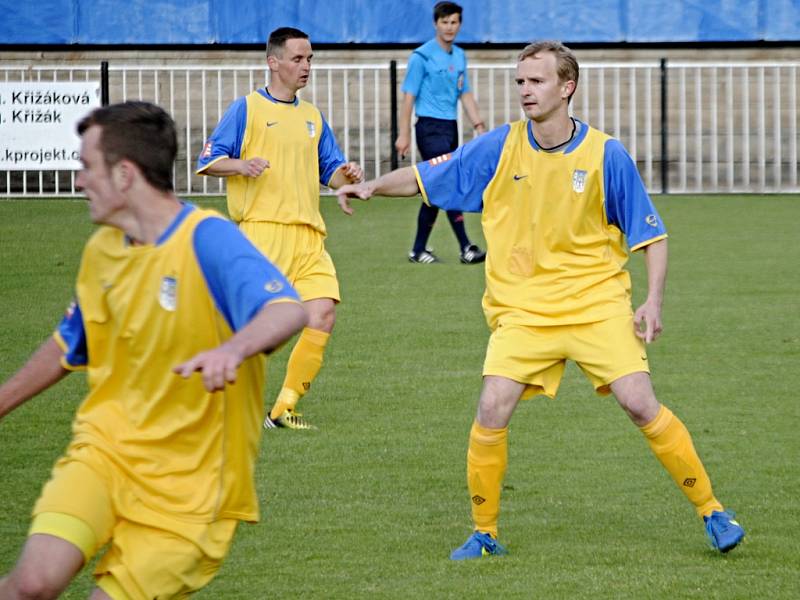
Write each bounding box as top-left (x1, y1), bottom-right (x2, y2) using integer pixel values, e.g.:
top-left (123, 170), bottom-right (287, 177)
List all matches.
top-left (604, 139), bottom-right (667, 249)
top-left (196, 97), bottom-right (247, 170)
top-left (401, 51), bottom-right (426, 96)
top-left (193, 217), bottom-right (300, 332)
top-left (415, 124), bottom-right (510, 212)
top-left (318, 115), bottom-right (346, 185)
top-left (57, 302), bottom-right (88, 367)
top-left (460, 75), bottom-right (471, 95)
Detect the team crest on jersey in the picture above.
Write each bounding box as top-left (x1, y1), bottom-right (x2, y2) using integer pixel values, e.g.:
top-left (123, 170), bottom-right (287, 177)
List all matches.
top-left (572, 169), bottom-right (587, 193)
top-left (159, 276), bottom-right (178, 311)
top-left (201, 141), bottom-right (212, 158)
top-left (428, 153), bottom-right (451, 167)
top-left (264, 279), bottom-right (284, 293)
top-left (646, 214), bottom-right (659, 227)
top-left (306, 120), bottom-right (316, 138)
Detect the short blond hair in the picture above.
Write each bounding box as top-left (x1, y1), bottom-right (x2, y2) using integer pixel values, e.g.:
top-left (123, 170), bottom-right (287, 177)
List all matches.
top-left (518, 40), bottom-right (579, 94)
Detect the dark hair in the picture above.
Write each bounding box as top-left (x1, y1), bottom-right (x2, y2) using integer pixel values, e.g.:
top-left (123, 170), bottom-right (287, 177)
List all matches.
top-left (518, 40), bottom-right (580, 101)
top-left (433, 1), bottom-right (462, 22)
top-left (267, 27), bottom-right (309, 57)
top-left (77, 101), bottom-right (176, 192)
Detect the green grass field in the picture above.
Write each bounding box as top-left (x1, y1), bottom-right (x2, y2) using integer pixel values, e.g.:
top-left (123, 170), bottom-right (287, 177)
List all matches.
top-left (1, 194), bottom-right (798, 598)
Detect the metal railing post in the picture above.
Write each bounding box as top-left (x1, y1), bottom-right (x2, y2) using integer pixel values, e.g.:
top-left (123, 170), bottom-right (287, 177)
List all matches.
top-left (101, 61), bottom-right (109, 106)
top-left (660, 58), bottom-right (668, 194)
top-left (390, 60), bottom-right (398, 171)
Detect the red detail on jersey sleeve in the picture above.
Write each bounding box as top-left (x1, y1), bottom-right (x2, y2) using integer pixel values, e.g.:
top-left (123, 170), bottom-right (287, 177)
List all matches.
top-left (428, 153), bottom-right (451, 167)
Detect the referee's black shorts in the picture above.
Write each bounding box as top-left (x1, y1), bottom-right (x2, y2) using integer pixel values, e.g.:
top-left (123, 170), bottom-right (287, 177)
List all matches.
top-left (415, 116), bottom-right (458, 161)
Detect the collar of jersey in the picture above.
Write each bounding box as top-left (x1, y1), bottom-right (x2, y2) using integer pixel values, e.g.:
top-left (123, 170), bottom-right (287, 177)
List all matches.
top-left (258, 87), bottom-right (299, 106)
top-left (123, 201), bottom-right (193, 248)
top-left (425, 37), bottom-right (457, 57)
top-left (154, 201), bottom-right (194, 245)
top-left (527, 118), bottom-right (587, 155)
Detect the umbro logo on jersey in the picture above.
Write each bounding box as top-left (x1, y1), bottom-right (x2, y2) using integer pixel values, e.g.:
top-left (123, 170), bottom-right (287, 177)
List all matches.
top-left (513, 174), bottom-right (528, 181)
top-left (266, 121), bottom-right (279, 127)
top-left (428, 153), bottom-right (451, 166)
top-left (683, 478), bottom-right (697, 488)
top-left (646, 214), bottom-right (659, 227)
top-left (471, 494), bottom-right (486, 505)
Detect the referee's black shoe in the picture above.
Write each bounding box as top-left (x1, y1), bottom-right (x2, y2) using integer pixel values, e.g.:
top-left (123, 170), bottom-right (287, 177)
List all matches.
top-left (408, 248), bottom-right (440, 264)
top-left (460, 244), bottom-right (486, 264)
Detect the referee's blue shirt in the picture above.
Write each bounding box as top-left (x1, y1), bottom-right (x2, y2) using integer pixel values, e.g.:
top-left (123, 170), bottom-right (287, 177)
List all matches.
top-left (401, 38), bottom-right (470, 121)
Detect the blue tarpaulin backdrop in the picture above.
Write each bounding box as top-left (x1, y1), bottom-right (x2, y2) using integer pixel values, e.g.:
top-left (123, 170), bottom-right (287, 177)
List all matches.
top-left (1, 0), bottom-right (798, 44)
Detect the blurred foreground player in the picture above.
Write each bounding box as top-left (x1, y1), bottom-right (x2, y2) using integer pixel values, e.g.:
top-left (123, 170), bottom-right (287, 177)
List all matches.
top-left (0, 101), bottom-right (307, 598)
top-left (337, 41), bottom-right (745, 559)
top-left (198, 27), bottom-right (363, 430)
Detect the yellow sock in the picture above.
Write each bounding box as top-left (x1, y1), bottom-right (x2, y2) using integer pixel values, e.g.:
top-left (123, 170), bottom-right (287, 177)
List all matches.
top-left (284, 327), bottom-right (330, 395)
top-left (270, 328), bottom-right (329, 419)
top-left (269, 388), bottom-right (300, 420)
top-left (467, 421), bottom-right (508, 538)
top-left (640, 405), bottom-right (724, 518)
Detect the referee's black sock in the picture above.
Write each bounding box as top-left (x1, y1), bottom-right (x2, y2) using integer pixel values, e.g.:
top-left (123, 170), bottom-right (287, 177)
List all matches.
top-left (447, 210), bottom-right (471, 250)
top-left (412, 202), bottom-right (439, 254)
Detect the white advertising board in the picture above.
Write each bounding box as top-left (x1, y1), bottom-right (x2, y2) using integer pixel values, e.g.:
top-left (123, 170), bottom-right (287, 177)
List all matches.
top-left (0, 82), bottom-right (101, 170)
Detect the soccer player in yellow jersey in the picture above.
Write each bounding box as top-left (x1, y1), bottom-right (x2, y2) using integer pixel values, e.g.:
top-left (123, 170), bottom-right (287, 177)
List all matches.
top-left (337, 41), bottom-right (745, 558)
top-left (0, 102), bottom-right (307, 598)
top-left (197, 27), bottom-right (364, 430)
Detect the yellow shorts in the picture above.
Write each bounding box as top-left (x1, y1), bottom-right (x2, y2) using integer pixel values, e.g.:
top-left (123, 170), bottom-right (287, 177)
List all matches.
top-left (30, 444), bottom-right (238, 600)
top-left (483, 314), bottom-right (649, 399)
top-left (239, 221), bottom-right (340, 302)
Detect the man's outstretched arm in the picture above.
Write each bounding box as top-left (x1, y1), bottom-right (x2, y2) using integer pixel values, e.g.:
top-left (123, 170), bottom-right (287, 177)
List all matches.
top-left (335, 166), bottom-right (421, 215)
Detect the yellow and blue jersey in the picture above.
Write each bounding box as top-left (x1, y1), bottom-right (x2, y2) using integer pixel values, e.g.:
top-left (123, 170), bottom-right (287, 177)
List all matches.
top-left (414, 119), bottom-right (668, 329)
top-left (196, 88), bottom-right (346, 234)
top-left (402, 38), bottom-right (470, 120)
top-left (53, 203), bottom-right (300, 523)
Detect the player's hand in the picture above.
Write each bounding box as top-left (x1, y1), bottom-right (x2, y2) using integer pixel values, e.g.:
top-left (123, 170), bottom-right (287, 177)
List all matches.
top-left (394, 133), bottom-right (410, 159)
top-left (339, 161), bottom-right (364, 183)
top-left (239, 157), bottom-right (270, 178)
top-left (336, 183), bottom-right (373, 215)
top-left (633, 300), bottom-right (663, 344)
top-left (173, 347), bottom-right (244, 392)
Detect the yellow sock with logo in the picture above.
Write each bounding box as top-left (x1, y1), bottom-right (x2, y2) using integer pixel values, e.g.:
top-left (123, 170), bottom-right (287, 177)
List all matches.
top-left (640, 405), bottom-right (724, 518)
top-left (269, 328), bottom-right (329, 420)
top-left (467, 421), bottom-right (508, 538)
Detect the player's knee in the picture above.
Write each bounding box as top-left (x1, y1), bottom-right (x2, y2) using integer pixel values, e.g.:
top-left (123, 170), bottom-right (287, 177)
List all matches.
top-left (308, 305), bottom-right (336, 332)
top-left (476, 380), bottom-right (521, 428)
top-left (611, 373), bottom-right (659, 425)
top-left (619, 395), bottom-right (660, 426)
